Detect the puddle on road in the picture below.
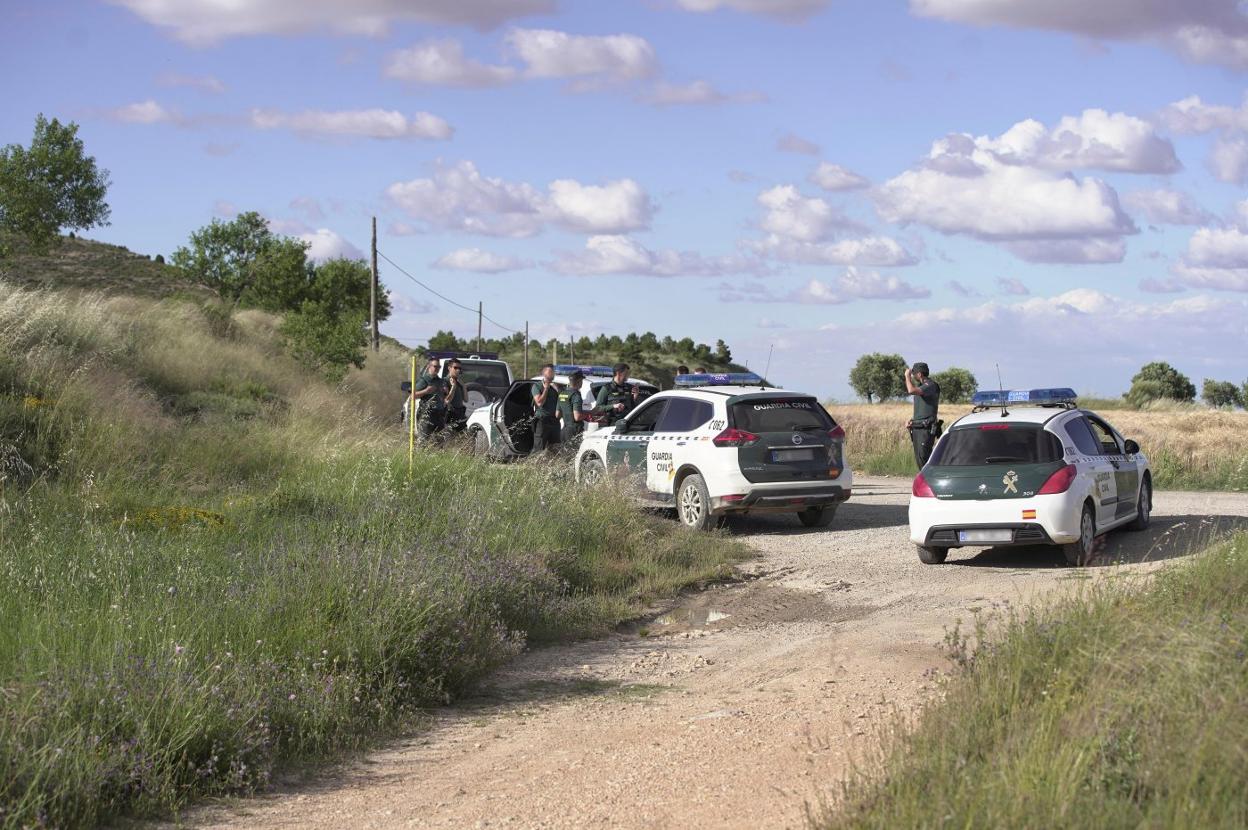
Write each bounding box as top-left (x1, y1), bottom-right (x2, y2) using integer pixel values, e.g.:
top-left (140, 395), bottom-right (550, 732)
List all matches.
top-left (653, 608), bottom-right (731, 627)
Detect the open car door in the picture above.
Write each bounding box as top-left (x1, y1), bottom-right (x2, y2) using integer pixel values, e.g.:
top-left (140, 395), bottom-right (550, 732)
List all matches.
top-left (493, 381), bottom-right (536, 456)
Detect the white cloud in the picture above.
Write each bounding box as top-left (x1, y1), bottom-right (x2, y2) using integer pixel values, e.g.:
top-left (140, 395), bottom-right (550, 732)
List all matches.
top-left (965, 110), bottom-right (1179, 174)
top-left (156, 72), bottom-right (225, 93)
top-left (1004, 237), bottom-right (1127, 264)
top-left (996, 276), bottom-right (1029, 295)
top-left (388, 291), bottom-right (436, 315)
top-left (505, 28), bottom-right (657, 84)
top-left (383, 39), bottom-right (517, 87)
top-left (749, 184), bottom-right (916, 265)
top-left (1209, 134), bottom-right (1248, 183)
top-left (548, 235), bottom-right (763, 277)
top-left (103, 99), bottom-right (181, 124)
top-left (750, 234), bottom-right (919, 266)
top-left (674, 0), bottom-right (832, 20)
top-left (385, 161), bottom-right (653, 238)
top-left (758, 317), bottom-right (789, 328)
top-left (1140, 277), bottom-right (1186, 294)
top-left (720, 267), bottom-right (928, 303)
top-left (432, 248), bottom-right (529, 273)
top-left (299, 228), bottom-right (363, 262)
top-left (110, 0), bottom-right (554, 44)
top-left (808, 161), bottom-right (870, 191)
top-left (639, 80), bottom-right (767, 107)
top-left (1158, 94), bottom-right (1248, 133)
top-left (249, 108), bottom-right (452, 141)
top-left (1122, 189), bottom-right (1214, 226)
top-left (910, 0), bottom-right (1248, 70)
top-left (1173, 226), bottom-right (1248, 290)
top-left (837, 266), bottom-right (931, 299)
top-left (756, 184), bottom-right (856, 242)
top-left (776, 132), bottom-right (821, 155)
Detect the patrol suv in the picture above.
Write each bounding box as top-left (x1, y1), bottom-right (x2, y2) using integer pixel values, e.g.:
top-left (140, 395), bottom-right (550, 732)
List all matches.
top-left (574, 373), bottom-right (851, 530)
top-left (466, 365), bottom-right (658, 460)
top-left (909, 389), bottom-right (1152, 566)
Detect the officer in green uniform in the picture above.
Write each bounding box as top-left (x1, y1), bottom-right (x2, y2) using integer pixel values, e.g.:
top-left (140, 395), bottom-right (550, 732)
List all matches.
top-left (558, 370), bottom-right (587, 449)
top-left (593, 362), bottom-right (639, 426)
top-left (531, 363), bottom-right (561, 453)
top-left (411, 356), bottom-right (447, 442)
top-left (444, 358), bottom-right (468, 434)
top-left (904, 361), bottom-right (941, 468)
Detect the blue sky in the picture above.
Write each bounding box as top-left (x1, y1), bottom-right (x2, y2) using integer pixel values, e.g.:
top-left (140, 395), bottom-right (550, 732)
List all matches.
top-left (4, 0), bottom-right (1247, 398)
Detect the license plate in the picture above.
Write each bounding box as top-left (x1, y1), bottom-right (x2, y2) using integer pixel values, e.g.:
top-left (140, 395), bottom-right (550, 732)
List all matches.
top-left (958, 529), bottom-right (1013, 543)
top-left (771, 448), bottom-right (814, 462)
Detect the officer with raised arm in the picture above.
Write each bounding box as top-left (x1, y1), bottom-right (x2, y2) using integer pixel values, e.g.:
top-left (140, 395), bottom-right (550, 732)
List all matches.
top-left (531, 363), bottom-right (561, 454)
top-left (444, 358), bottom-right (468, 435)
top-left (904, 361), bottom-right (941, 468)
top-left (411, 356), bottom-right (447, 442)
top-left (558, 370), bottom-right (587, 450)
top-left (593, 362), bottom-right (639, 426)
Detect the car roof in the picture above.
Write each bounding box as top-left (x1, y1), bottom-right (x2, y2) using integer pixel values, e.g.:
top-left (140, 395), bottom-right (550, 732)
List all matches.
top-left (533, 375), bottom-right (655, 386)
top-left (953, 406), bottom-right (1076, 427)
top-left (650, 386), bottom-right (812, 401)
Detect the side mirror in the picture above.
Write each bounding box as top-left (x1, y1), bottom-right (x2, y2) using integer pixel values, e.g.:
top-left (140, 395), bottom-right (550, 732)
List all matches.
top-left (1123, 439), bottom-right (1140, 455)
top-left (400, 381), bottom-right (412, 393)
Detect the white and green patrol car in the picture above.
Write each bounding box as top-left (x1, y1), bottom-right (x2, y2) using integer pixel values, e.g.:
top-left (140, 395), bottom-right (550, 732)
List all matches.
top-left (465, 365), bottom-right (658, 460)
top-left (574, 373), bottom-right (852, 530)
top-left (909, 389), bottom-right (1152, 566)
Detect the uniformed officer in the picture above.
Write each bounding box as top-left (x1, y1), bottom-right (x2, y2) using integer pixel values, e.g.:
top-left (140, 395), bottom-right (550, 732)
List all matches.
top-left (444, 358), bottom-right (468, 435)
top-left (593, 362), bottom-right (639, 426)
top-left (531, 363), bottom-right (561, 453)
top-left (558, 370), bottom-right (587, 449)
top-left (904, 361), bottom-right (941, 468)
top-left (411, 356), bottom-right (448, 442)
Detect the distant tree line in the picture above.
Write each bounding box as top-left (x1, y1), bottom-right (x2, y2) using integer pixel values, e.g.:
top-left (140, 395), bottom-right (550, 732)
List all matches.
top-left (425, 329), bottom-right (733, 367)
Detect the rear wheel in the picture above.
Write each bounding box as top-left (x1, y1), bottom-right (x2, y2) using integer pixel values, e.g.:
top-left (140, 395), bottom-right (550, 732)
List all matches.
top-left (797, 505), bottom-right (837, 528)
top-left (1063, 503), bottom-right (1096, 566)
top-left (1128, 477), bottom-right (1152, 531)
top-left (469, 427), bottom-right (489, 457)
top-left (677, 474), bottom-right (717, 531)
top-left (464, 382), bottom-right (495, 413)
top-left (580, 456), bottom-right (606, 486)
top-left (917, 545), bottom-right (948, 565)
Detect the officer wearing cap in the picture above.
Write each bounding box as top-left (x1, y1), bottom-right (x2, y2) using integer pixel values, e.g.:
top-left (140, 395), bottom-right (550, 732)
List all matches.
top-left (558, 370), bottom-right (587, 449)
top-left (444, 358), bottom-right (468, 435)
top-left (411, 356), bottom-right (448, 442)
top-left (593, 362), bottom-right (639, 426)
top-left (904, 361), bottom-right (941, 467)
top-left (531, 363), bottom-right (561, 454)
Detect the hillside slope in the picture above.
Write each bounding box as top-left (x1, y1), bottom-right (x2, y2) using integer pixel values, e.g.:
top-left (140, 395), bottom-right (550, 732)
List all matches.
top-left (0, 234), bottom-right (212, 299)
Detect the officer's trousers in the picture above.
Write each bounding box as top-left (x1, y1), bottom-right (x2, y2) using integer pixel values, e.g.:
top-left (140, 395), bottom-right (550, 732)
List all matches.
top-left (910, 426), bottom-right (935, 469)
top-left (533, 415), bottom-right (561, 453)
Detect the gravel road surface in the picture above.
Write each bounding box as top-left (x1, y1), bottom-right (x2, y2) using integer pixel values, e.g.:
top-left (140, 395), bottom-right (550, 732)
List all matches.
top-left (187, 479), bottom-right (1248, 830)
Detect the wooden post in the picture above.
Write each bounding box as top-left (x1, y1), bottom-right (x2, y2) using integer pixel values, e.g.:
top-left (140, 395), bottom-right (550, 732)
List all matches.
top-left (476, 301), bottom-right (483, 354)
top-left (523, 321), bottom-right (529, 378)
top-left (370, 217), bottom-right (379, 351)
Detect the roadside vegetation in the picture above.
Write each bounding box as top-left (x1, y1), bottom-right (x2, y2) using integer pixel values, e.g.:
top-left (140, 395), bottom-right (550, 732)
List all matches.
top-left (818, 529), bottom-right (1248, 829)
top-left (0, 283), bottom-right (745, 827)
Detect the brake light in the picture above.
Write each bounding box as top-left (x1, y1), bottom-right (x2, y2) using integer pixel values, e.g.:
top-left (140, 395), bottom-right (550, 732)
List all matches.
top-left (912, 473), bottom-right (935, 498)
top-left (979, 424), bottom-right (1010, 430)
top-left (1037, 464), bottom-right (1077, 495)
top-left (721, 494), bottom-right (746, 502)
top-left (713, 427), bottom-right (759, 447)
top-left (828, 424), bottom-right (846, 439)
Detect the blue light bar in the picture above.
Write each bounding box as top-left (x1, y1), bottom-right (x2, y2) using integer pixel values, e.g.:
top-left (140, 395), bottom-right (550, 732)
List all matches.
top-left (675, 372), bottom-right (767, 387)
top-left (424, 350), bottom-right (501, 360)
top-left (971, 388), bottom-right (1077, 407)
top-left (554, 364), bottom-right (615, 376)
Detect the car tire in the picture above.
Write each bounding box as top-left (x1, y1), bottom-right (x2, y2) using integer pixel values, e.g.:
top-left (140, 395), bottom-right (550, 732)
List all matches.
top-left (1063, 503), bottom-right (1096, 566)
top-left (464, 382), bottom-right (496, 413)
top-left (797, 505), bottom-right (837, 528)
top-left (1128, 476), bottom-right (1152, 531)
top-left (677, 474), bottom-right (717, 531)
top-left (916, 545), bottom-right (948, 565)
top-left (580, 456), bottom-right (606, 486)
top-left (469, 427), bottom-right (489, 457)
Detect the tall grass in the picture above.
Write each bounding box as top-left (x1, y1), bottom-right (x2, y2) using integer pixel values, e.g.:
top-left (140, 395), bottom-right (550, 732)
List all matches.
top-left (831, 403), bottom-right (1248, 490)
top-left (817, 531), bottom-right (1248, 829)
top-left (0, 284), bottom-right (745, 827)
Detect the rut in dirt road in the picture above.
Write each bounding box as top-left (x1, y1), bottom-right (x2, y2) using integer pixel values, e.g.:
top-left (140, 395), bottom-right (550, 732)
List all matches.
top-left (183, 481), bottom-right (1248, 830)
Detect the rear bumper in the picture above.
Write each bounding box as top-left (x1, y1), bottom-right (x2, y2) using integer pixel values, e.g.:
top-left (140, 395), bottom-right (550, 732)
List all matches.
top-left (711, 484), bottom-right (850, 514)
top-left (909, 491), bottom-right (1083, 546)
top-left (920, 522), bottom-right (1055, 548)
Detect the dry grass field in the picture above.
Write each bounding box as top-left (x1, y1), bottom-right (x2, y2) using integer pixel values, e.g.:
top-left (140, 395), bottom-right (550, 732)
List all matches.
top-left (830, 402), bottom-right (1248, 491)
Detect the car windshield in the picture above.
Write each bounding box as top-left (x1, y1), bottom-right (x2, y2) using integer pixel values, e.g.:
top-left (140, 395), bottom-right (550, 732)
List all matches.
top-left (731, 398), bottom-right (832, 433)
top-left (930, 424), bottom-right (1063, 466)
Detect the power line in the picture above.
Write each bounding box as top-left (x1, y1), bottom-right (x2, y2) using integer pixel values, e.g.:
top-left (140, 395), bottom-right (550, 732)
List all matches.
top-left (376, 248), bottom-right (524, 335)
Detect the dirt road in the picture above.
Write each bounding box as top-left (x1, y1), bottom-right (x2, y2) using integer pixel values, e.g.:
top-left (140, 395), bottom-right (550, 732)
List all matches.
top-left (190, 479), bottom-right (1248, 830)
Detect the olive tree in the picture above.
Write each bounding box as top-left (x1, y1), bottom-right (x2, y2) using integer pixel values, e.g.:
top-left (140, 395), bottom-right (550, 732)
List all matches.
top-left (849, 353), bottom-right (907, 403)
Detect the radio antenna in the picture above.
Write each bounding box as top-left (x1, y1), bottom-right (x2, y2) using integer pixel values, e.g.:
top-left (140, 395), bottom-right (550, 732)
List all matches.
top-left (995, 362), bottom-right (1008, 418)
top-left (763, 344), bottom-right (774, 386)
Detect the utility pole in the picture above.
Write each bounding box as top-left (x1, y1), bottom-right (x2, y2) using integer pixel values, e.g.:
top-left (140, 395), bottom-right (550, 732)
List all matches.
top-left (369, 216), bottom-right (379, 351)
top-left (476, 301), bottom-right (483, 354)
top-left (523, 321), bottom-right (529, 378)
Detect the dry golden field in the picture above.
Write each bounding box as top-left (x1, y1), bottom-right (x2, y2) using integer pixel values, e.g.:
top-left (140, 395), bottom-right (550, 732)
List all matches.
top-left (829, 402), bottom-right (1248, 490)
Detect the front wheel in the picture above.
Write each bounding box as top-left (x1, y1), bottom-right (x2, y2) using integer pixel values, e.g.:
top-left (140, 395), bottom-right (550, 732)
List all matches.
top-left (917, 545), bottom-right (948, 564)
top-left (797, 505), bottom-right (837, 528)
top-left (1128, 477), bottom-right (1152, 531)
top-left (580, 456), bottom-right (606, 486)
top-left (1063, 503), bottom-right (1096, 566)
top-left (469, 427), bottom-right (489, 457)
top-left (677, 474), bottom-right (717, 531)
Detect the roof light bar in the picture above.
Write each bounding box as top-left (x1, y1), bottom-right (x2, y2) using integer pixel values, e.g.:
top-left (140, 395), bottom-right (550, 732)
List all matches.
top-left (675, 372), bottom-right (768, 388)
top-left (971, 388), bottom-right (1078, 407)
top-left (553, 364), bottom-right (615, 376)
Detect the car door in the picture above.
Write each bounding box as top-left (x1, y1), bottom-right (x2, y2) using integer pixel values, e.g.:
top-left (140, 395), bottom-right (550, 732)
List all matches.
top-left (606, 398), bottom-right (667, 492)
top-left (492, 381), bottom-right (536, 455)
top-left (648, 397), bottom-right (714, 496)
top-left (1089, 414), bottom-right (1140, 521)
top-left (1065, 415), bottom-right (1118, 528)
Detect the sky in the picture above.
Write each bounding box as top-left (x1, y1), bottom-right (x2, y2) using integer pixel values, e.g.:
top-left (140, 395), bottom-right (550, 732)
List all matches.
top-left (3, 0), bottom-right (1248, 398)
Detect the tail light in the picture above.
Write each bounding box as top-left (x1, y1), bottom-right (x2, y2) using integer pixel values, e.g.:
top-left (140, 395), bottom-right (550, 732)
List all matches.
top-left (713, 427), bottom-right (759, 447)
top-left (828, 424), bottom-right (846, 440)
top-left (912, 473), bottom-right (935, 498)
top-left (1037, 464), bottom-right (1077, 495)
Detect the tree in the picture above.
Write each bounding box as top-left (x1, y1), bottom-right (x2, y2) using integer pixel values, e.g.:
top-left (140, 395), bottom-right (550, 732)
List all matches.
top-left (849, 353), bottom-right (907, 403)
top-left (1125, 361), bottom-right (1195, 407)
top-left (304, 257), bottom-right (391, 321)
top-left (427, 330), bottom-right (461, 351)
top-left (639, 331), bottom-right (660, 352)
top-left (1202, 379), bottom-right (1243, 409)
top-left (932, 367), bottom-right (977, 404)
top-left (676, 336), bottom-right (695, 355)
top-left (0, 114), bottom-right (111, 256)
top-left (172, 212), bottom-right (291, 301)
top-left (281, 305), bottom-right (368, 383)
top-left (714, 339), bottom-right (732, 365)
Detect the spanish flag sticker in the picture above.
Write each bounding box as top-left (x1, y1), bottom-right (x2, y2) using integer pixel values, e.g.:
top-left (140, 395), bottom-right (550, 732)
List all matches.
top-left (1022, 509), bottom-right (1037, 520)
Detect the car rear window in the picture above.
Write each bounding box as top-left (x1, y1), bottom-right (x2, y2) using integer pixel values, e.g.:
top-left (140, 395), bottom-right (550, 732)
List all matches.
top-left (930, 424), bottom-right (1063, 466)
top-left (448, 364), bottom-right (509, 387)
top-left (731, 398), bottom-right (833, 433)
